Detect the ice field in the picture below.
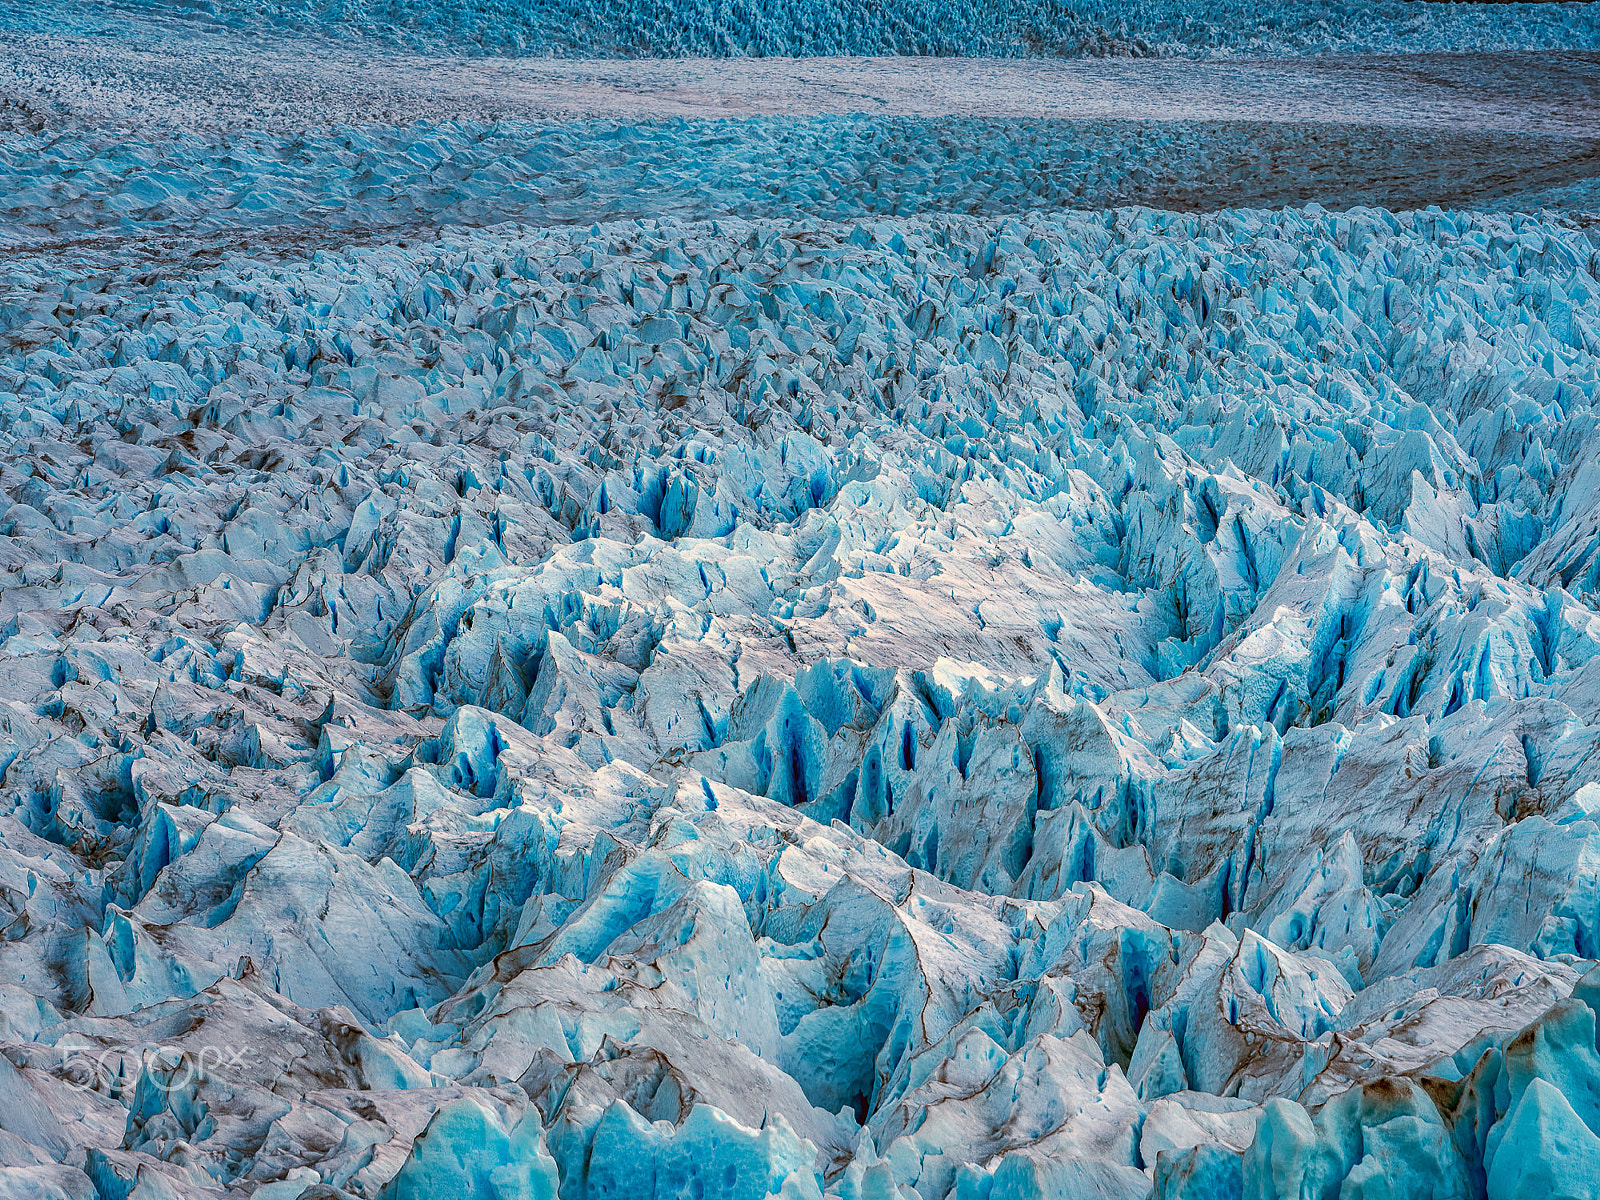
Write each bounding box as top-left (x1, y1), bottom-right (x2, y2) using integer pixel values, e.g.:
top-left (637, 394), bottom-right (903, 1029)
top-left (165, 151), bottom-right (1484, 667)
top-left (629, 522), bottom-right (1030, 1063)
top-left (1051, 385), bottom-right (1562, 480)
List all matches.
top-left (7, 5), bottom-right (1600, 1200)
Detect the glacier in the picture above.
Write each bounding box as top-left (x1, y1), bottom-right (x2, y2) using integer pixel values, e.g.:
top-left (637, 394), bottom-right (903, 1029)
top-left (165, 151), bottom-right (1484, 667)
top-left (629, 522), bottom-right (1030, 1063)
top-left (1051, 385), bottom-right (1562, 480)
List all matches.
top-left (4, 193), bottom-right (1600, 1199)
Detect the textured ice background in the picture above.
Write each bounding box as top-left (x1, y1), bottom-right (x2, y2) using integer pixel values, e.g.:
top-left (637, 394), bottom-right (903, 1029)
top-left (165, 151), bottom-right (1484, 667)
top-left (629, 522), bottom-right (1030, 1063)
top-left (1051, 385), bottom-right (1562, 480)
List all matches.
top-left (9, 5), bottom-right (1600, 1200)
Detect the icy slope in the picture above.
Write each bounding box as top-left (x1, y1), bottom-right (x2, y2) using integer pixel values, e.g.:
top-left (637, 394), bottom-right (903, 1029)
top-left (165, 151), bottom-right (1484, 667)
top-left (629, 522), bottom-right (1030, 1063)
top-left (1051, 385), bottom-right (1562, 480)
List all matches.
top-left (4, 203), bottom-right (1600, 1197)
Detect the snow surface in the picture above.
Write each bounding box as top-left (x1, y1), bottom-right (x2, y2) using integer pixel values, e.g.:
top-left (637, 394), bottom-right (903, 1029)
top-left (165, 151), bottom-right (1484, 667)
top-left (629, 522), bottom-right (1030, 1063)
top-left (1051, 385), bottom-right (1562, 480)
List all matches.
top-left (7, 196), bottom-right (1600, 1198)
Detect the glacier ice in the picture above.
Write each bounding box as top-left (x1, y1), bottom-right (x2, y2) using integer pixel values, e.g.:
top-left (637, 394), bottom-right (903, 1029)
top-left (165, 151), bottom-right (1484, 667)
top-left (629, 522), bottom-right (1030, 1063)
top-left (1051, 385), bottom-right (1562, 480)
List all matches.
top-left (9, 116), bottom-right (1599, 263)
top-left (5, 201), bottom-right (1600, 1199)
top-left (33, 0), bottom-right (1600, 59)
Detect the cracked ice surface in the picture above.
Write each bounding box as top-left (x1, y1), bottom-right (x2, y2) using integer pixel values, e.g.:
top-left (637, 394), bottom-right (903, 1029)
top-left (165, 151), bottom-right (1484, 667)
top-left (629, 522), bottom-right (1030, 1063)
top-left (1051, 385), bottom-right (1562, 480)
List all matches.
top-left (6, 203), bottom-right (1600, 1199)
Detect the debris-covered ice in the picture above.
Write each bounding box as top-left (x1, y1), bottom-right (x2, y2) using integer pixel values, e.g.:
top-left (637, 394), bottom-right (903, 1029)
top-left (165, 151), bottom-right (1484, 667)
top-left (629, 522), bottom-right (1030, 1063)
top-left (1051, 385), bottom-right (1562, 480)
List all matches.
top-left (6, 199), bottom-right (1600, 1198)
